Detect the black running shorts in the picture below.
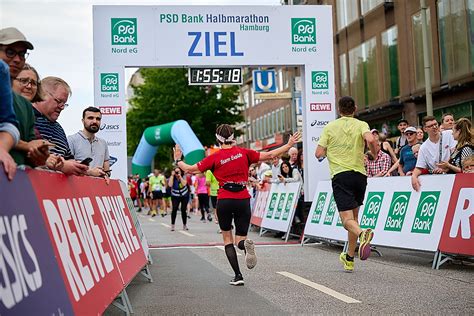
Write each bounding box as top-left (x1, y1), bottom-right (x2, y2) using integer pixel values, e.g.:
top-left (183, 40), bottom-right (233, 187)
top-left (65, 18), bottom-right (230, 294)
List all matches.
top-left (216, 198), bottom-right (251, 236)
top-left (331, 171), bottom-right (367, 212)
top-left (152, 190), bottom-right (163, 200)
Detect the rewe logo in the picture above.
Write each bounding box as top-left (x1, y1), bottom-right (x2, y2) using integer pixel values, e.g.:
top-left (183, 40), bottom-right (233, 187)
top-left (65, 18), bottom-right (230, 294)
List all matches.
top-left (360, 192), bottom-right (385, 229)
top-left (101, 73), bottom-right (119, 92)
top-left (449, 188), bottom-right (473, 239)
top-left (310, 103), bottom-right (331, 112)
top-left (312, 71), bottom-right (328, 89)
top-left (99, 106), bottom-right (122, 115)
top-left (291, 18), bottom-right (316, 44)
top-left (111, 18), bottom-right (137, 45)
top-left (411, 191), bottom-right (440, 234)
top-left (384, 192), bottom-right (411, 232)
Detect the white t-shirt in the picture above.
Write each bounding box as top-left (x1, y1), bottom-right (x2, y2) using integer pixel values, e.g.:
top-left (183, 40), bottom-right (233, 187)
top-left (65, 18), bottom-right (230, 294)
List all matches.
top-left (416, 131), bottom-right (456, 171)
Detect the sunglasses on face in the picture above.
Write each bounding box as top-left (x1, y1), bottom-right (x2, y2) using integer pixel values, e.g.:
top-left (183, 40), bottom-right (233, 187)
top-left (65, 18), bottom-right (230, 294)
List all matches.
top-left (1, 47), bottom-right (29, 59)
top-left (425, 123), bottom-right (438, 129)
top-left (405, 132), bottom-right (415, 136)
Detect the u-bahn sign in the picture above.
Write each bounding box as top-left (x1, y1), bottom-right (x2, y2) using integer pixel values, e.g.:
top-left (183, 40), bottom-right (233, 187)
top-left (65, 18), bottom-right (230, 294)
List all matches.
top-left (93, 5), bottom-right (335, 199)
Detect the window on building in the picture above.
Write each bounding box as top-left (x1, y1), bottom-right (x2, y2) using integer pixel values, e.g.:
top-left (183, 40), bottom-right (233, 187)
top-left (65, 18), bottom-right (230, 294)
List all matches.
top-left (339, 53), bottom-right (349, 96)
top-left (242, 86), bottom-right (249, 109)
top-left (280, 106), bottom-right (285, 132)
top-left (251, 119), bottom-right (256, 141)
top-left (412, 9), bottom-right (434, 90)
top-left (250, 86), bottom-right (255, 107)
top-left (381, 26), bottom-right (400, 99)
top-left (336, 0), bottom-right (359, 31)
top-left (468, 0), bottom-right (474, 70)
top-left (348, 37), bottom-right (379, 108)
top-left (275, 109), bottom-right (280, 132)
top-left (361, 0), bottom-right (384, 15)
top-left (278, 69), bottom-right (284, 93)
top-left (438, 0), bottom-right (470, 83)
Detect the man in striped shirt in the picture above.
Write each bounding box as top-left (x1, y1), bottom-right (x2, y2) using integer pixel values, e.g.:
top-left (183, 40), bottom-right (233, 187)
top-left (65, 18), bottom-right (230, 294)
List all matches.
top-left (33, 77), bottom-right (88, 176)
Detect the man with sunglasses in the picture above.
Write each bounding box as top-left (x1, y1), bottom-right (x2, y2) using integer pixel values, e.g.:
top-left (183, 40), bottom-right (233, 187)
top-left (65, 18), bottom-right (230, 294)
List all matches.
top-left (0, 27), bottom-right (52, 169)
top-left (398, 126), bottom-right (420, 176)
top-left (411, 116), bottom-right (455, 191)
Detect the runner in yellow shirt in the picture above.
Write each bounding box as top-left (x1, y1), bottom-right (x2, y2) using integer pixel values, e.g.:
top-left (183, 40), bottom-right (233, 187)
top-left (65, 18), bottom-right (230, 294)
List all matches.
top-left (315, 96), bottom-right (378, 272)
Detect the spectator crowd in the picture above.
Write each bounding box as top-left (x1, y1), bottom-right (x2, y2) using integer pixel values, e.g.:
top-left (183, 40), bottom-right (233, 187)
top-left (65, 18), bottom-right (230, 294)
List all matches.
top-left (0, 27), bottom-right (110, 182)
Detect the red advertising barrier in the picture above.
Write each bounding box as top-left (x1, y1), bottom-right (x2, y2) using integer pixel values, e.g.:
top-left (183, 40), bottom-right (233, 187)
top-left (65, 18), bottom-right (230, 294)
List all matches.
top-left (0, 169), bottom-right (147, 315)
top-left (251, 182), bottom-right (271, 227)
top-left (438, 173), bottom-right (474, 256)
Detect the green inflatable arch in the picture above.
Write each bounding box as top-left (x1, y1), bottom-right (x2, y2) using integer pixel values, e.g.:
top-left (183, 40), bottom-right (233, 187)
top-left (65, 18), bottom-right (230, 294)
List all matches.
top-left (131, 120), bottom-right (205, 178)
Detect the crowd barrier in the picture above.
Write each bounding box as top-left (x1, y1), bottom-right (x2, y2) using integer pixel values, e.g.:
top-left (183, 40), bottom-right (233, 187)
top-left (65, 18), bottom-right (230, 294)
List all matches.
top-left (253, 182), bottom-right (301, 241)
top-left (0, 169), bottom-right (150, 315)
top-left (302, 174), bottom-right (473, 269)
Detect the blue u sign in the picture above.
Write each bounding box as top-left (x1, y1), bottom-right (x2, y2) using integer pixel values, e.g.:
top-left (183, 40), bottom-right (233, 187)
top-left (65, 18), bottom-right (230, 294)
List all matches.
top-left (253, 70), bottom-right (276, 93)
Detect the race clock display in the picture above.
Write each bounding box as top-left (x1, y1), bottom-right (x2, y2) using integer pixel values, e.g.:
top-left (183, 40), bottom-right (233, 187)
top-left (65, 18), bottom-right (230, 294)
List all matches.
top-left (188, 67), bottom-right (242, 85)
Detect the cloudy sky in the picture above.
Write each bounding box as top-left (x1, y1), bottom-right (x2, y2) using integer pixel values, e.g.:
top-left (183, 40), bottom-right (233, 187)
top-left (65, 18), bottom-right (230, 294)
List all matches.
top-left (1, 0), bottom-right (281, 135)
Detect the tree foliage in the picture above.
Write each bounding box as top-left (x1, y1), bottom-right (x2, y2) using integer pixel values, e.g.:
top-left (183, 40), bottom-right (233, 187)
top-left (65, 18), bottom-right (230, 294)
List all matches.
top-left (127, 68), bottom-right (243, 168)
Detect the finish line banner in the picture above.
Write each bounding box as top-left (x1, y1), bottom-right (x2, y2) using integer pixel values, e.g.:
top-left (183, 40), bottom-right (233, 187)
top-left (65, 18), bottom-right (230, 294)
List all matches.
top-left (261, 182), bottom-right (301, 233)
top-left (303, 175), bottom-right (459, 252)
top-left (0, 169), bottom-right (148, 315)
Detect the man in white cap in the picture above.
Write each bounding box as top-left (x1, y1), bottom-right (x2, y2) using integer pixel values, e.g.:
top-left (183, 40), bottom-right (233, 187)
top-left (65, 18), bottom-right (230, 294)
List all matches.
top-left (0, 27), bottom-right (51, 168)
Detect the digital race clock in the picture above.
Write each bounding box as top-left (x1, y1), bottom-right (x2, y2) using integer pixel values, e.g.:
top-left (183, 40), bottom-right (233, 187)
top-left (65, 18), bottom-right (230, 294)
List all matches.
top-left (188, 67), bottom-right (242, 85)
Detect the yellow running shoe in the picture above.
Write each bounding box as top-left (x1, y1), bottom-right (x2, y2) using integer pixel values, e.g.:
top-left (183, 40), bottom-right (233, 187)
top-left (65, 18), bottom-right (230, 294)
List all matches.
top-left (339, 252), bottom-right (354, 272)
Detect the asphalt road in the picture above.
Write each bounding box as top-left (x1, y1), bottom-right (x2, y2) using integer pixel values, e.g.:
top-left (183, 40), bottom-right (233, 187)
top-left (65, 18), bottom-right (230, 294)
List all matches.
top-left (105, 209), bottom-right (473, 315)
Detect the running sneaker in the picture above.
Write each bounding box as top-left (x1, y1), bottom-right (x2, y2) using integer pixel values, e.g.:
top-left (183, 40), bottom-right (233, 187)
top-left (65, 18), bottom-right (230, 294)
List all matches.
top-left (229, 274), bottom-right (244, 286)
top-left (170, 225), bottom-right (175, 231)
top-left (358, 228), bottom-right (374, 260)
top-left (339, 252), bottom-right (354, 272)
top-left (207, 214), bottom-right (212, 222)
top-left (244, 239), bottom-right (257, 269)
top-left (183, 225), bottom-right (189, 231)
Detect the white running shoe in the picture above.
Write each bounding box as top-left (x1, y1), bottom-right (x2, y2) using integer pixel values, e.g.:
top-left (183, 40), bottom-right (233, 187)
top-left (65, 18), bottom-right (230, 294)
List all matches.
top-left (244, 239), bottom-right (257, 269)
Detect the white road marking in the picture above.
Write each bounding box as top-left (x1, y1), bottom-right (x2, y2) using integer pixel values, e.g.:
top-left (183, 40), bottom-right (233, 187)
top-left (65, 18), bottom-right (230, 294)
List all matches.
top-left (161, 223), bottom-right (171, 228)
top-left (277, 271), bottom-right (361, 304)
top-left (148, 218), bottom-right (155, 222)
top-left (179, 231), bottom-right (195, 237)
top-left (214, 246), bottom-right (242, 256)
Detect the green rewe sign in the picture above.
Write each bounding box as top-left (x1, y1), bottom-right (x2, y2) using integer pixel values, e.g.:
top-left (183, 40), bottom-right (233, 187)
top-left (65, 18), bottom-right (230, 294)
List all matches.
top-left (282, 193), bottom-right (295, 221)
top-left (291, 18), bottom-right (316, 44)
top-left (323, 194), bottom-right (337, 225)
top-left (266, 192), bottom-right (278, 218)
top-left (384, 192), bottom-right (411, 232)
top-left (311, 192), bottom-right (327, 224)
top-left (274, 193), bottom-right (287, 220)
top-left (360, 192), bottom-right (384, 229)
top-left (411, 191), bottom-right (440, 234)
top-left (111, 18), bottom-right (137, 45)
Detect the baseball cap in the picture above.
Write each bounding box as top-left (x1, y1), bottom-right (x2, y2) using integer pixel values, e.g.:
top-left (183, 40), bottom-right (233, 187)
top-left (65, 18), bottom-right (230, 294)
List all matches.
top-left (370, 129), bottom-right (379, 134)
top-left (398, 119), bottom-right (408, 125)
top-left (404, 126), bottom-right (417, 134)
top-left (264, 170), bottom-right (272, 177)
top-left (0, 27), bottom-right (34, 50)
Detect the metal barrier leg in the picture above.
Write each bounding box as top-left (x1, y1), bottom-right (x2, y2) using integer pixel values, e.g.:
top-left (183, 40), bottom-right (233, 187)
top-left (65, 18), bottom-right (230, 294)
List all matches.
top-left (112, 289), bottom-right (134, 315)
top-left (371, 246), bottom-right (383, 257)
top-left (342, 241), bottom-right (348, 253)
top-left (432, 251), bottom-right (440, 269)
top-left (140, 264), bottom-right (153, 283)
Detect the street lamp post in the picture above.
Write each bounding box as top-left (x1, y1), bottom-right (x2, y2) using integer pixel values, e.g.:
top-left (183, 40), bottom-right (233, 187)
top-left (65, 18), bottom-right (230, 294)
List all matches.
top-left (421, 0), bottom-right (433, 116)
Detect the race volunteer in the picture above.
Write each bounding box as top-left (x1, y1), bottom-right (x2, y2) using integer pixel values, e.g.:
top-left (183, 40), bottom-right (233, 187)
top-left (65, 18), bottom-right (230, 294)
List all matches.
top-left (173, 124), bottom-right (301, 286)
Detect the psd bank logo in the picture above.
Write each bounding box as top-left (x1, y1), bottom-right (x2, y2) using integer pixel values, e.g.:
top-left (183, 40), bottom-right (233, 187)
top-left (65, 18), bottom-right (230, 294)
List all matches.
top-left (312, 71), bottom-right (328, 90)
top-left (291, 18), bottom-right (316, 44)
top-left (100, 73), bottom-right (119, 92)
top-left (111, 18), bottom-right (137, 45)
